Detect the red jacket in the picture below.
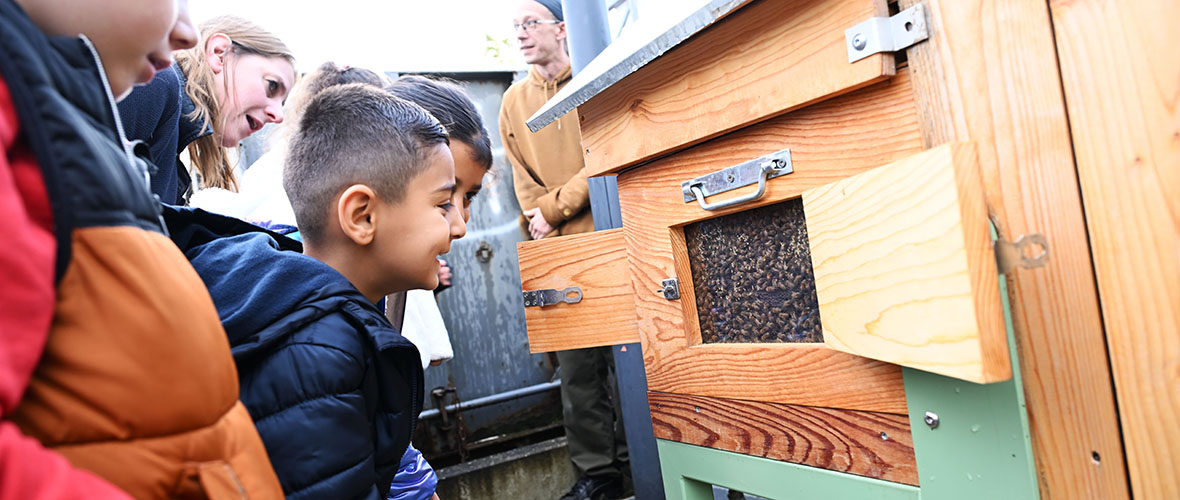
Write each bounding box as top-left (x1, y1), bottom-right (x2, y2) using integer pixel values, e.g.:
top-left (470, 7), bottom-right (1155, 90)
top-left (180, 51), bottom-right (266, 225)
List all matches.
top-left (0, 1), bottom-right (283, 496)
top-left (0, 73), bottom-right (132, 500)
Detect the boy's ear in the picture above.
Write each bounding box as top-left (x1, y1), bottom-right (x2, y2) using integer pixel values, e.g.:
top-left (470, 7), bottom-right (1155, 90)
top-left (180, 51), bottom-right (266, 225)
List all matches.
top-left (336, 185), bottom-right (378, 246)
top-left (205, 33), bottom-right (233, 74)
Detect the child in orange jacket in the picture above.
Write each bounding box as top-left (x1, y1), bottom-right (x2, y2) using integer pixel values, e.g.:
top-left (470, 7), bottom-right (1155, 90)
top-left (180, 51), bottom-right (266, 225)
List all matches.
top-left (0, 0), bottom-right (283, 497)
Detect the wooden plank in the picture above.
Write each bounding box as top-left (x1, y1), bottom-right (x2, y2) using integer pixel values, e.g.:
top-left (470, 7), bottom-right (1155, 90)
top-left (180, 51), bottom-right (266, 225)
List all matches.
top-left (649, 392), bottom-right (918, 486)
top-left (898, 0), bottom-right (1129, 497)
top-left (804, 143), bottom-right (1009, 383)
top-left (620, 73), bottom-right (923, 414)
top-left (1049, 0), bottom-right (1180, 497)
top-left (517, 228), bottom-right (637, 352)
top-left (578, 0), bottom-right (893, 177)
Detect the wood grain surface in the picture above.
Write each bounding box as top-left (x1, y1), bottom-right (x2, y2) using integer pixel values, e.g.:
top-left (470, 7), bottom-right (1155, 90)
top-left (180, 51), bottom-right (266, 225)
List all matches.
top-left (649, 392), bottom-right (918, 485)
top-left (619, 73), bottom-right (924, 414)
top-left (804, 143), bottom-right (1009, 383)
top-left (517, 229), bottom-right (638, 352)
top-left (899, 0), bottom-right (1129, 497)
top-left (578, 0), bottom-right (892, 177)
top-left (1050, 0), bottom-right (1180, 497)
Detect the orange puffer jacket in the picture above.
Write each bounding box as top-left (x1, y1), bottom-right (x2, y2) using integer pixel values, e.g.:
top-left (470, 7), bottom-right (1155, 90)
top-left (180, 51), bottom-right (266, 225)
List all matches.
top-left (0, 1), bottom-right (282, 498)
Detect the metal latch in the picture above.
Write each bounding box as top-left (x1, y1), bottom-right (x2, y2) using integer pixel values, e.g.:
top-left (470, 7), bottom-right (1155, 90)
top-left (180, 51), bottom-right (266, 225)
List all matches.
top-left (654, 278), bottom-right (680, 300)
top-left (523, 287), bottom-right (583, 307)
top-left (845, 3), bottom-right (930, 63)
top-left (682, 149), bottom-right (794, 211)
top-left (994, 233), bottom-right (1049, 274)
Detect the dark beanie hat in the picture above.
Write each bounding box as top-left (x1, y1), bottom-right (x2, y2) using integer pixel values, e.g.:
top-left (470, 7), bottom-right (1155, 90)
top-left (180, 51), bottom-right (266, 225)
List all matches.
top-left (534, 0), bottom-right (563, 21)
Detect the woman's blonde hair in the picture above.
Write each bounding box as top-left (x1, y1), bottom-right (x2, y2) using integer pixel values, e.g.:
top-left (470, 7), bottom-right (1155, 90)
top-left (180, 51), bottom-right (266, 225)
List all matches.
top-left (175, 15), bottom-right (294, 191)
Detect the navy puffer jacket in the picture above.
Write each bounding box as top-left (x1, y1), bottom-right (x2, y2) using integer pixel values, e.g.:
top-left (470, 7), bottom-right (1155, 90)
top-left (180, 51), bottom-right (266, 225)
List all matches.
top-left (169, 208), bottom-right (424, 500)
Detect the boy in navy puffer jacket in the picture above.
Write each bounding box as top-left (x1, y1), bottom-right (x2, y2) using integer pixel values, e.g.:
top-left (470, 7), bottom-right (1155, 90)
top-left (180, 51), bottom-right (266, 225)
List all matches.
top-left (174, 84), bottom-right (467, 500)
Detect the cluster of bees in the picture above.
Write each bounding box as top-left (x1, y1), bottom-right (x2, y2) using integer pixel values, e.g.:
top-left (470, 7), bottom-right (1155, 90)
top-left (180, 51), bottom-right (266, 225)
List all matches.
top-left (684, 198), bottom-right (823, 344)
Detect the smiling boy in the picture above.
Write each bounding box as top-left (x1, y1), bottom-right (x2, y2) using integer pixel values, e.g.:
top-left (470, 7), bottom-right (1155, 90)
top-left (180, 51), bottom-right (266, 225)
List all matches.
top-left (173, 83), bottom-right (466, 499)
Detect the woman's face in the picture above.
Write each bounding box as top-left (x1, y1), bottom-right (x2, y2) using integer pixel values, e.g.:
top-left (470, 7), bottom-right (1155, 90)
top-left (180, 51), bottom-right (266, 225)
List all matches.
top-left (213, 51), bottom-right (295, 146)
top-left (450, 140), bottom-right (488, 223)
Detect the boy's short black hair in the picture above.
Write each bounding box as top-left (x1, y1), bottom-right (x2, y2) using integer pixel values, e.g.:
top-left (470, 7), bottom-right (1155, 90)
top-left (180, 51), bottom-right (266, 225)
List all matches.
top-left (284, 83), bottom-right (449, 243)
top-left (386, 76), bottom-right (493, 171)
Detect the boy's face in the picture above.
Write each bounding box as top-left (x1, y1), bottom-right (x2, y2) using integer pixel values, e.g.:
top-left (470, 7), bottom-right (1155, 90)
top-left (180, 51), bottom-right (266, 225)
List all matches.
top-left (373, 144), bottom-right (466, 292)
top-left (18, 0), bottom-right (198, 99)
top-left (451, 140), bottom-right (486, 223)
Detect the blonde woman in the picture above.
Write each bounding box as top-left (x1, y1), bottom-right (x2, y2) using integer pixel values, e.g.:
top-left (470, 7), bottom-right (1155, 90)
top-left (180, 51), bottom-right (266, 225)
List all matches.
top-left (119, 15), bottom-right (295, 205)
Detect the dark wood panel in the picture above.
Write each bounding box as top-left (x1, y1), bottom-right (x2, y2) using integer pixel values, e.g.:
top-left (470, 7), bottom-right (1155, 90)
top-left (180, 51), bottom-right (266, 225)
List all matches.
top-left (649, 392), bottom-right (918, 485)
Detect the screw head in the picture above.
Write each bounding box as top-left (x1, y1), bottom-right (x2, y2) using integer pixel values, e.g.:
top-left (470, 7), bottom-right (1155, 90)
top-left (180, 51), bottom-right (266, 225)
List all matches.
top-left (924, 411), bottom-right (940, 429)
top-left (852, 33), bottom-right (867, 50)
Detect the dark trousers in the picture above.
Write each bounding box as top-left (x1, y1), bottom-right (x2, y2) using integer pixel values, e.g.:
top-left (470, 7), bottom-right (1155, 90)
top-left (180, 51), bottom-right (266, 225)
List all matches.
top-left (556, 346), bottom-right (629, 478)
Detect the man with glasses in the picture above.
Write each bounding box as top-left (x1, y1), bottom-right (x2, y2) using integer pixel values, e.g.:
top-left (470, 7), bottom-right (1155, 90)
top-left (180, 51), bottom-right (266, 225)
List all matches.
top-left (499, 1), bottom-right (629, 499)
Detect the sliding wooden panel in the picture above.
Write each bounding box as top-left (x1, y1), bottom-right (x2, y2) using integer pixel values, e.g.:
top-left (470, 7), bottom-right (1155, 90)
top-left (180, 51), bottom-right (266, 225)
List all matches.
top-left (619, 73), bottom-right (923, 414)
top-left (804, 143), bottom-right (1008, 383)
top-left (898, 0), bottom-right (1128, 497)
top-left (649, 392), bottom-right (918, 485)
top-left (517, 228), bottom-right (638, 352)
top-left (1051, 0), bottom-right (1180, 497)
top-left (578, 0), bottom-right (893, 177)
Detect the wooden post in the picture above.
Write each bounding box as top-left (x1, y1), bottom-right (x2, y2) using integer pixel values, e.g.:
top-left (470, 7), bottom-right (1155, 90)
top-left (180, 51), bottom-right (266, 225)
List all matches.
top-left (898, 0), bottom-right (1129, 498)
top-left (1050, 0), bottom-right (1180, 497)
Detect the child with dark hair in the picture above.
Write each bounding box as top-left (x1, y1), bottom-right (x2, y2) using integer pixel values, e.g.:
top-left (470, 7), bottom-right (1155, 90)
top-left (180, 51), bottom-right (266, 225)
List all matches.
top-left (171, 83), bottom-right (467, 499)
top-left (383, 75), bottom-right (496, 500)
top-left (387, 75), bottom-right (494, 225)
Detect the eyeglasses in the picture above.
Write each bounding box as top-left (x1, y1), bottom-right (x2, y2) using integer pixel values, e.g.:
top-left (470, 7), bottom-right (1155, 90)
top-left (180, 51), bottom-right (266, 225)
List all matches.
top-left (513, 19), bottom-right (561, 33)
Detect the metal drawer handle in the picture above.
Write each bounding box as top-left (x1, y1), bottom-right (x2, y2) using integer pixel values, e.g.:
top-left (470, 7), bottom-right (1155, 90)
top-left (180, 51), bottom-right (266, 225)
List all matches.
top-left (682, 149), bottom-right (794, 211)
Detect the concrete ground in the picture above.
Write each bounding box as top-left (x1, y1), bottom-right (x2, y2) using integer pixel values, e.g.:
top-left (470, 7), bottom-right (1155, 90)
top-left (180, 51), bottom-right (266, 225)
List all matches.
top-left (435, 436), bottom-right (577, 500)
top-left (435, 436), bottom-right (766, 500)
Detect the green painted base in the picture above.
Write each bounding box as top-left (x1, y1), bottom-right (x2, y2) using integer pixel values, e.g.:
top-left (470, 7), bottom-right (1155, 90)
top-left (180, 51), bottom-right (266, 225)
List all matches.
top-left (657, 439), bottom-right (920, 500)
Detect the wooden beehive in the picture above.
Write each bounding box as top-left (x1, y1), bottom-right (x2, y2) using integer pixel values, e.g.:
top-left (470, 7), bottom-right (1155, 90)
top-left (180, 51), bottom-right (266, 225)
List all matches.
top-left (515, 0), bottom-right (1174, 497)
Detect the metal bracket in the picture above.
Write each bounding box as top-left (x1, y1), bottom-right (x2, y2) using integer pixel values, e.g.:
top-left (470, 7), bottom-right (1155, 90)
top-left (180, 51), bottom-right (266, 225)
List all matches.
top-left (522, 287), bottom-right (583, 308)
top-left (845, 3), bottom-right (930, 63)
top-left (681, 149), bottom-right (793, 210)
top-left (654, 278), bottom-right (681, 300)
top-left (994, 233), bottom-right (1049, 274)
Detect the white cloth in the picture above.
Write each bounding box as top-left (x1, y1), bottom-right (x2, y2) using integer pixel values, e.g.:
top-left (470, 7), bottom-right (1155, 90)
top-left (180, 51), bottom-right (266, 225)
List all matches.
top-left (188, 148), bottom-right (297, 227)
top-left (399, 289), bottom-right (454, 369)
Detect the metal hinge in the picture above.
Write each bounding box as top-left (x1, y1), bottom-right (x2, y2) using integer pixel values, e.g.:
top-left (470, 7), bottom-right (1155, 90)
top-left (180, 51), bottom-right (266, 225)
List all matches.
top-left (522, 287), bottom-right (582, 308)
top-left (994, 233), bottom-right (1049, 274)
top-left (845, 3), bottom-right (930, 63)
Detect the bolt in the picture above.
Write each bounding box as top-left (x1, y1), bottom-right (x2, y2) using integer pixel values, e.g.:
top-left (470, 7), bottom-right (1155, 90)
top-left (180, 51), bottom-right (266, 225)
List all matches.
top-left (924, 411), bottom-right (940, 429)
top-left (852, 33), bottom-right (867, 50)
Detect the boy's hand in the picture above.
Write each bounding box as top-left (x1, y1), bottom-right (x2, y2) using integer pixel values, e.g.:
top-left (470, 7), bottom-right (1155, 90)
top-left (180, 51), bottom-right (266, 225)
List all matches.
top-left (523, 208), bottom-right (554, 240)
top-left (437, 259), bottom-right (452, 287)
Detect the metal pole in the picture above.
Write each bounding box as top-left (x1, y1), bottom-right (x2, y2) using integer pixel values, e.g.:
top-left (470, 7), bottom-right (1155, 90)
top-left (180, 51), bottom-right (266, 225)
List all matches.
top-left (418, 380), bottom-right (562, 420)
top-left (563, 0), bottom-right (613, 75)
top-left (566, 2), bottom-right (666, 498)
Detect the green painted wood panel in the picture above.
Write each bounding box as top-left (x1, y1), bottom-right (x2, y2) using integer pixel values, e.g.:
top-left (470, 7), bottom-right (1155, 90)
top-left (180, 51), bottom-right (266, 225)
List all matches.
top-left (657, 439), bottom-right (921, 500)
top-left (902, 275), bottom-right (1040, 499)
